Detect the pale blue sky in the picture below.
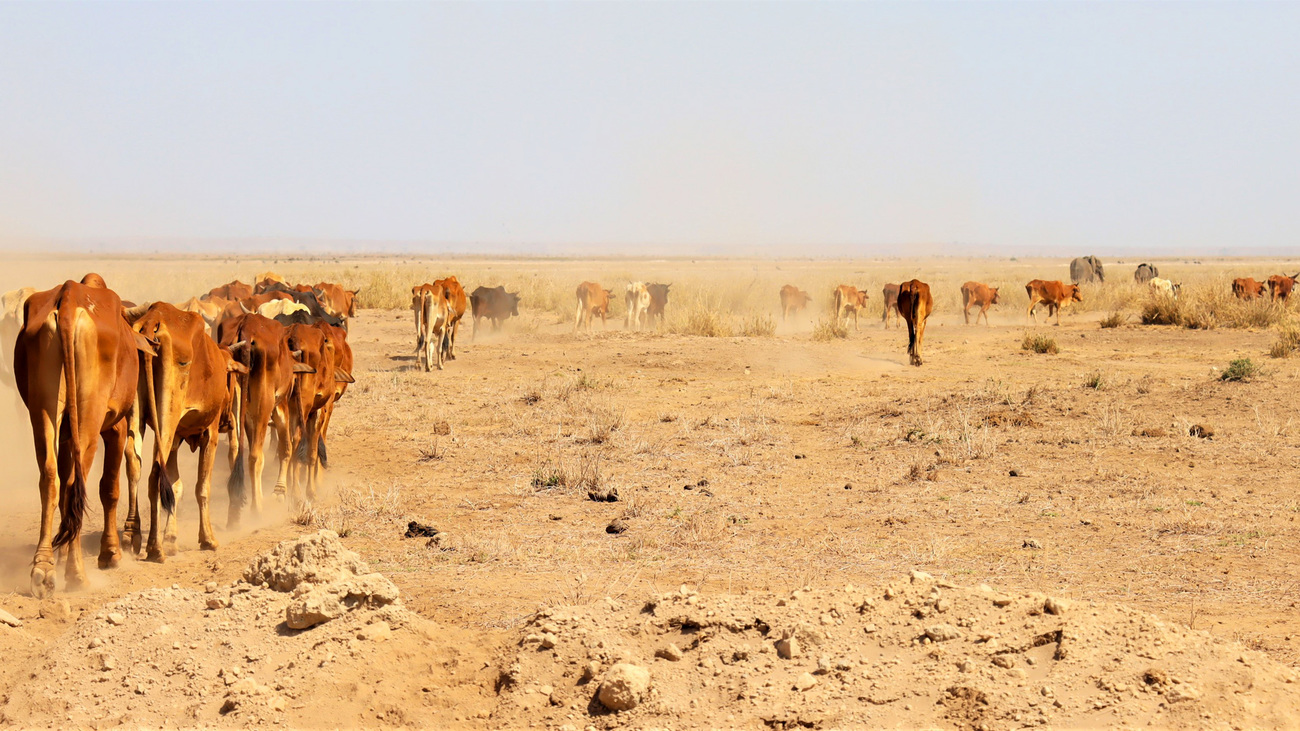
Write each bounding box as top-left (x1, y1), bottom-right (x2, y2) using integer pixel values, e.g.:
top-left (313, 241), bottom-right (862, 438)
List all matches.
top-left (1, 2), bottom-right (1297, 256)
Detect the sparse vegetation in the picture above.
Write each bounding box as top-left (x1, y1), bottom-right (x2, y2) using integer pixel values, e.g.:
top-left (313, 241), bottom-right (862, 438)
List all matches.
top-left (1269, 322), bottom-right (1300, 358)
top-left (738, 314), bottom-right (776, 337)
top-left (1220, 358), bottom-right (1260, 382)
top-left (1022, 333), bottom-right (1058, 354)
top-left (1083, 371), bottom-right (1107, 390)
top-left (812, 318), bottom-right (848, 342)
top-left (1099, 311), bottom-right (1126, 329)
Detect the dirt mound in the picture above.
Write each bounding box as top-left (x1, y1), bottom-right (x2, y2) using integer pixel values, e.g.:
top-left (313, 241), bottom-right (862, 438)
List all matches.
top-left (495, 572), bottom-right (1299, 730)
top-left (0, 532), bottom-right (489, 728)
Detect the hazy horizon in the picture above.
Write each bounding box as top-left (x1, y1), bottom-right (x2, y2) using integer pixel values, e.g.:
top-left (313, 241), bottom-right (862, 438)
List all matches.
top-left (3, 2), bottom-right (1298, 258)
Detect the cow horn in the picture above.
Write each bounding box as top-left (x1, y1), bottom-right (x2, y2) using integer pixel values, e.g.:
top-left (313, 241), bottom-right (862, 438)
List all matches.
top-left (239, 301), bottom-right (252, 314)
top-left (292, 363), bottom-right (315, 374)
top-left (334, 369), bottom-right (356, 384)
top-left (229, 340), bottom-right (248, 353)
top-left (122, 302), bottom-right (151, 323)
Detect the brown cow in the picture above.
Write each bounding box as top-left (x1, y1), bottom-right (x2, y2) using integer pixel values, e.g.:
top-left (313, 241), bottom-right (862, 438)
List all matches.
top-left (253, 272), bottom-right (287, 293)
top-left (897, 280), bottom-right (933, 367)
top-left (284, 322), bottom-right (353, 507)
top-left (14, 278), bottom-right (154, 596)
top-left (575, 282), bottom-right (612, 331)
top-left (218, 314), bottom-right (312, 526)
top-left (315, 322), bottom-right (353, 469)
top-left (779, 285), bottom-right (811, 322)
top-left (1232, 277), bottom-right (1267, 300)
top-left (433, 277), bottom-right (468, 360)
top-left (314, 281), bottom-right (361, 319)
top-left (127, 303), bottom-right (246, 561)
top-left (1026, 279), bottom-right (1082, 325)
top-left (204, 280), bottom-right (254, 302)
top-left (413, 282), bottom-right (451, 371)
top-left (1268, 274), bottom-right (1299, 302)
top-left (833, 285), bottom-right (868, 330)
top-left (881, 284), bottom-right (901, 329)
top-left (646, 283), bottom-right (671, 328)
top-left (469, 285), bottom-right (521, 339)
top-left (960, 281), bottom-right (1000, 326)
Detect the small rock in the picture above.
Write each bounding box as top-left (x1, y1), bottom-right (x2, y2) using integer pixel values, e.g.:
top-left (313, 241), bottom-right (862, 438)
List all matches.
top-left (38, 599), bottom-right (71, 622)
top-left (605, 520), bottom-right (628, 535)
top-left (794, 672), bottom-right (817, 691)
top-left (775, 635), bottom-right (799, 659)
top-left (1022, 539), bottom-right (1042, 550)
top-left (539, 633), bottom-right (558, 650)
top-left (580, 662), bottom-right (600, 683)
top-left (815, 655), bottom-right (832, 674)
top-left (1009, 469), bottom-right (1024, 477)
top-left (925, 624), bottom-right (962, 642)
top-left (358, 621), bottom-right (392, 642)
top-left (596, 663), bottom-right (651, 712)
top-left (655, 644), bottom-right (683, 662)
top-left (1044, 597), bottom-right (1067, 616)
top-left (106, 612), bottom-right (126, 626)
top-left (206, 597), bottom-right (228, 610)
top-left (910, 570), bottom-right (934, 584)
top-left (204, 582), bottom-right (218, 593)
top-left (992, 655), bottom-right (1015, 669)
top-left (88, 638), bottom-right (103, 649)
top-left (0, 608), bottom-right (22, 627)
top-left (99, 654), bottom-right (117, 671)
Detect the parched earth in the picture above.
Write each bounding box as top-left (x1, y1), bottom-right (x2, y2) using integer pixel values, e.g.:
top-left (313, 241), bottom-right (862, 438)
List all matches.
top-left (1, 256), bottom-right (1299, 728)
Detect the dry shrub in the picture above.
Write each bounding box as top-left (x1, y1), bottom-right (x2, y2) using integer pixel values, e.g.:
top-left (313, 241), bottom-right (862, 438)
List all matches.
top-left (670, 306), bottom-right (732, 338)
top-left (1099, 311), bottom-right (1126, 329)
top-left (294, 481), bottom-right (406, 537)
top-left (738, 314), bottom-right (776, 337)
top-left (812, 318), bottom-right (848, 342)
top-left (1269, 322), bottom-right (1300, 358)
top-left (1141, 286), bottom-right (1288, 330)
top-left (1220, 358), bottom-right (1260, 382)
top-left (1021, 333), bottom-right (1058, 354)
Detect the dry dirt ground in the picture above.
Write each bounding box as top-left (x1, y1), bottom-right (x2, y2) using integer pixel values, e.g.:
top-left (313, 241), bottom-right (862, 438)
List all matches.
top-left (0, 256), bottom-right (1297, 729)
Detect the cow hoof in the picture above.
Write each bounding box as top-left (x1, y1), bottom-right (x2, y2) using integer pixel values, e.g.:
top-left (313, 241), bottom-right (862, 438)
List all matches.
top-left (200, 539), bottom-right (219, 552)
top-left (164, 541), bottom-right (179, 557)
top-left (30, 564), bottom-right (55, 599)
top-left (145, 549), bottom-right (166, 564)
top-left (98, 550), bottom-right (121, 570)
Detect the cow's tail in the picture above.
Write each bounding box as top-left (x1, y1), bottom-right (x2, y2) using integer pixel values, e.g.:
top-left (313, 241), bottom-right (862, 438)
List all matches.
top-left (142, 340), bottom-right (177, 515)
top-left (317, 436), bottom-right (328, 468)
top-left (226, 371), bottom-right (246, 509)
top-left (52, 297), bottom-right (87, 549)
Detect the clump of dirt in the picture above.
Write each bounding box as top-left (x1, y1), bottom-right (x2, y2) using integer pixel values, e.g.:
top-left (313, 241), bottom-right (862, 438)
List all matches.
top-left (0, 531), bottom-right (492, 728)
top-left (494, 572), bottom-right (1299, 730)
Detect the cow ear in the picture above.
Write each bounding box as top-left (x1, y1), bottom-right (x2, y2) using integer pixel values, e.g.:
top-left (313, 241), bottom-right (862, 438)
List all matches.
top-left (334, 369), bottom-right (356, 384)
top-left (133, 332), bottom-right (157, 356)
top-left (227, 360), bottom-right (249, 374)
top-left (292, 363), bottom-right (316, 374)
top-left (122, 302), bottom-right (151, 324)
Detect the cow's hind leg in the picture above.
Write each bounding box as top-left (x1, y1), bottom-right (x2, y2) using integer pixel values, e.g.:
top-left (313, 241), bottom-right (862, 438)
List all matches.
top-left (196, 427), bottom-right (219, 551)
top-left (29, 407), bottom-right (60, 598)
top-left (96, 420), bottom-right (126, 569)
top-left (122, 405), bottom-right (143, 555)
top-left (162, 450), bottom-right (184, 556)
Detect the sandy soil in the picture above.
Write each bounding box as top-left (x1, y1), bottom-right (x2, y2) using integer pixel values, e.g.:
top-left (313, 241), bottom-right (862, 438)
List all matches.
top-left (0, 256), bottom-right (1297, 728)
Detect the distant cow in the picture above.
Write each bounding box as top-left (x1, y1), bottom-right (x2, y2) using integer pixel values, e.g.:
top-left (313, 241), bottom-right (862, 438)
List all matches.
top-left (413, 283), bottom-right (451, 371)
top-left (646, 283), bottom-right (671, 328)
top-left (1026, 279), bottom-right (1082, 325)
top-left (1232, 277), bottom-right (1268, 300)
top-left (284, 322), bottom-right (353, 507)
top-left (897, 280), bottom-right (933, 367)
top-left (1149, 278), bottom-right (1180, 299)
top-left (881, 283), bottom-right (901, 329)
top-left (469, 285), bottom-right (521, 339)
top-left (256, 299), bottom-right (311, 320)
top-left (625, 282), bottom-right (651, 330)
top-left (314, 281), bottom-right (360, 319)
top-left (204, 280), bottom-right (255, 302)
top-left (433, 277), bottom-right (467, 361)
top-left (253, 272), bottom-right (287, 294)
top-left (1133, 263), bottom-right (1159, 284)
top-left (1, 286), bottom-right (36, 387)
top-left (1070, 256), bottom-right (1105, 284)
top-left (575, 282), bottom-right (612, 331)
top-left (14, 278), bottom-right (154, 596)
top-left (779, 285), bottom-right (811, 323)
top-left (1268, 274), bottom-right (1299, 302)
top-left (129, 303), bottom-right (245, 561)
top-left (832, 285), bottom-right (869, 330)
top-left (960, 281), bottom-right (999, 326)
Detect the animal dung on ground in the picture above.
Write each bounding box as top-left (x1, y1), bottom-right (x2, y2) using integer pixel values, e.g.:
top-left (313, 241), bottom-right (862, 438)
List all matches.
top-left (403, 521), bottom-right (439, 538)
top-left (1189, 424), bottom-right (1215, 439)
top-left (606, 519), bottom-right (628, 535)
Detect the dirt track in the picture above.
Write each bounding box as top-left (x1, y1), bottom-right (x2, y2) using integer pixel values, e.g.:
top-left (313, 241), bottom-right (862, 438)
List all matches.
top-left (0, 257), bottom-right (1298, 728)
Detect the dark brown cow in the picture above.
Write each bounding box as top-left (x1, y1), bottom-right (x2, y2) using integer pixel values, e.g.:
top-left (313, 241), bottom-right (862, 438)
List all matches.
top-left (469, 285), bottom-right (521, 339)
top-left (1026, 279), bottom-right (1082, 325)
top-left (1232, 278), bottom-right (1267, 300)
top-left (1268, 274), bottom-right (1299, 302)
top-left (832, 285), bottom-right (868, 330)
top-left (433, 277), bottom-right (468, 360)
top-left (575, 282), bottom-right (612, 331)
top-left (204, 280), bottom-right (254, 302)
top-left (897, 280), bottom-right (933, 367)
top-left (218, 314), bottom-right (312, 526)
top-left (14, 278), bottom-right (153, 596)
top-left (779, 285), bottom-right (811, 322)
top-left (960, 281), bottom-right (1000, 326)
top-left (315, 322), bottom-right (353, 468)
top-left (646, 283), bottom-right (671, 328)
top-left (284, 323), bottom-right (353, 506)
top-left (881, 283), bottom-right (901, 329)
top-left (127, 303), bottom-right (245, 561)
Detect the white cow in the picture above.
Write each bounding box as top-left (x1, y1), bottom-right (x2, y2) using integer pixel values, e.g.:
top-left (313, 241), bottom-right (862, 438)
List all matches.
top-left (255, 299), bottom-right (310, 319)
top-left (625, 281), bottom-right (650, 330)
top-left (1, 287), bottom-right (36, 387)
top-left (1149, 278), bottom-right (1181, 299)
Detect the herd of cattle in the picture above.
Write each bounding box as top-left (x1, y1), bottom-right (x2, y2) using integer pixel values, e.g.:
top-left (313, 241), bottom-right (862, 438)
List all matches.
top-left (0, 272), bottom-right (358, 598)
top-left (1, 259), bottom-right (1298, 599)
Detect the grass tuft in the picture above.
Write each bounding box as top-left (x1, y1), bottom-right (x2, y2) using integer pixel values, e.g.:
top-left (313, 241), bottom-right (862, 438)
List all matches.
top-left (1220, 358), bottom-right (1260, 383)
top-left (1021, 333), bottom-right (1058, 355)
